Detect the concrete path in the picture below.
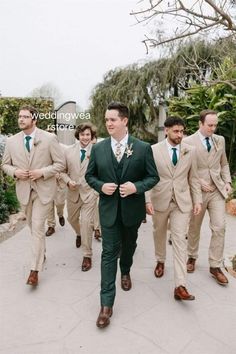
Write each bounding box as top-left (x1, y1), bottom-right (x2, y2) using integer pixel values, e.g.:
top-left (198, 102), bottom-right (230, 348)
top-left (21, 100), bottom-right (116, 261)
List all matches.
top-left (0, 213), bottom-right (236, 354)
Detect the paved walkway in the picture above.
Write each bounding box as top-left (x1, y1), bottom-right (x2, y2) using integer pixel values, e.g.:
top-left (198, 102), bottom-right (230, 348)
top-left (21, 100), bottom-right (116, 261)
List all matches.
top-left (0, 213), bottom-right (236, 354)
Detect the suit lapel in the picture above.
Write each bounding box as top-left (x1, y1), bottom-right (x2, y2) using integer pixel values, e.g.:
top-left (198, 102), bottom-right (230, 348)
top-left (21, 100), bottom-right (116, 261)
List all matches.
top-left (121, 135), bottom-right (133, 179)
top-left (29, 128), bottom-right (40, 165)
top-left (174, 142), bottom-right (190, 174)
top-left (160, 140), bottom-right (174, 175)
top-left (18, 131), bottom-right (30, 164)
top-left (104, 137), bottom-right (117, 180)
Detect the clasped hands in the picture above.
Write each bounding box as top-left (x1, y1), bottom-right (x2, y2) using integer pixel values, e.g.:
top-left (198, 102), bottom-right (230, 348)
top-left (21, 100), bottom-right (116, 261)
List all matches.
top-left (14, 169), bottom-right (43, 181)
top-left (101, 182), bottom-right (137, 197)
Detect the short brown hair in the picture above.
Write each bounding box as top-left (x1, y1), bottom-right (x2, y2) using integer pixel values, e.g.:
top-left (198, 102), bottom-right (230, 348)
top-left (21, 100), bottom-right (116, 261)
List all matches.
top-left (19, 105), bottom-right (39, 120)
top-left (74, 122), bottom-right (97, 140)
top-left (199, 109), bottom-right (217, 123)
top-left (107, 101), bottom-right (129, 119)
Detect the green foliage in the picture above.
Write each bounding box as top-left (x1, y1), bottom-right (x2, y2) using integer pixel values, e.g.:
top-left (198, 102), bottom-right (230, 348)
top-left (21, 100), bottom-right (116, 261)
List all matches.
top-left (168, 58), bottom-right (236, 173)
top-left (0, 97), bottom-right (54, 135)
top-left (0, 181), bottom-right (10, 224)
top-left (230, 177), bottom-right (236, 200)
top-left (0, 171), bottom-right (19, 224)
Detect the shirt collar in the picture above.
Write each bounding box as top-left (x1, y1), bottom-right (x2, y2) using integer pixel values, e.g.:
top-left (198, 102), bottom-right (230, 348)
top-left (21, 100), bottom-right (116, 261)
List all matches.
top-left (111, 133), bottom-right (129, 147)
top-left (165, 138), bottom-right (180, 151)
top-left (198, 130), bottom-right (212, 143)
top-left (23, 128), bottom-right (36, 139)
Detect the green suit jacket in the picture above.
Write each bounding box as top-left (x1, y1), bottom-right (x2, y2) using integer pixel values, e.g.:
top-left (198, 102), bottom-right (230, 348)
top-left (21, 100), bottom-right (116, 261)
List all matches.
top-left (85, 136), bottom-right (159, 227)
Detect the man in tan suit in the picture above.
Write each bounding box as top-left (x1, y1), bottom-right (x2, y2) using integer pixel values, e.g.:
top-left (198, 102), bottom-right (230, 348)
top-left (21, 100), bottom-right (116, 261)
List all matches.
top-left (146, 117), bottom-right (202, 300)
top-left (1, 105), bottom-right (65, 286)
top-left (184, 110), bottom-right (232, 285)
top-left (61, 123), bottom-right (98, 271)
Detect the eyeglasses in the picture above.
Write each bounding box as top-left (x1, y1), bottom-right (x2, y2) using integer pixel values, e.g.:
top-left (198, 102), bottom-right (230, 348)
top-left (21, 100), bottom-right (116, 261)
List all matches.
top-left (18, 115), bottom-right (31, 119)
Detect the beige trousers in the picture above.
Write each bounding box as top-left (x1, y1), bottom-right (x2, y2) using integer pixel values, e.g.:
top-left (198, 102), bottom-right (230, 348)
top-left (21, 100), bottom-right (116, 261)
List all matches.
top-left (67, 197), bottom-right (97, 257)
top-left (152, 201), bottom-right (190, 287)
top-left (22, 190), bottom-right (51, 271)
top-left (47, 188), bottom-right (66, 227)
top-left (93, 198), bottom-right (101, 232)
top-left (187, 189), bottom-right (225, 267)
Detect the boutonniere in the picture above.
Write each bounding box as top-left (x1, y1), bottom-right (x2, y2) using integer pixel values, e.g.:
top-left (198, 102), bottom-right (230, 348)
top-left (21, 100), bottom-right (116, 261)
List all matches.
top-left (33, 139), bottom-right (41, 147)
top-left (213, 138), bottom-right (222, 149)
top-left (181, 148), bottom-right (189, 156)
top-left (124, 143), bottom-right (133, 158)
top-left (87, 155), bottom-right (90, 160)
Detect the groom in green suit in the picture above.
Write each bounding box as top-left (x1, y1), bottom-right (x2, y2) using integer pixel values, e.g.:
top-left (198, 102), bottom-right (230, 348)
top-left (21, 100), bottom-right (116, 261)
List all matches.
top-left (85, 101), bottom-right (159, 328)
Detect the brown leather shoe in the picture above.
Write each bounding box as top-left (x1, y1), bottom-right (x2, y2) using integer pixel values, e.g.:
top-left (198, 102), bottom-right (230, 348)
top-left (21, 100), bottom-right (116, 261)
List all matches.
top-left (94, 229), bottom-right (101, 240)
top-left (76, 235), bottom-right (81, 248)
top-left (210, 267), bottom-right (228, 285)
top-left (45, 227), bottom-right (55, 237)
top-left (81, 257), bottom-right (92, 271)
top-left (121, 274), bottom-right (132, 291)
top-left (174, 286), bottom-right (195, 300)
top-left (187, 257), bottom-right (196, 273)
top-left (59, 216), bottom-right (65, 226)
top-left (26, 270), bottom-right (38, 286)
top-left (154, 262), bottom-right (164, 278)
top-left (96, 306), bottom-right (113, 328)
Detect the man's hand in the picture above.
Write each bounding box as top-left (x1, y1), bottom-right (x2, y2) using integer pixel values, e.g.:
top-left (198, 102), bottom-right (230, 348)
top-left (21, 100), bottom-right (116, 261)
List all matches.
top-left (101, 183), bottom-right (118, 195)
top-left (225, 182), bottom-right (232, 195)
top-left (146, 202), bottom-right (154, 215)
top-left (14, 169), bottom-right (29, 180)
top-left (119, 182), bottom-right (137, 198)
top-left (200, 178), bottom-right (215, 192)
top-left (29, 169), bottom-right (43, 181)
top-left (193, 203), bottom-right (202, 215)
top-left (68, 180), bottom-right (78, 191)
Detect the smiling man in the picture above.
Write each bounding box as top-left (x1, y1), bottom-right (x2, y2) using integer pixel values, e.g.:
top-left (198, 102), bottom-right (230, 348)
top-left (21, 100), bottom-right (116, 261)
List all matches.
top-left (85, 101), bottom-right (159, 328)
top-left (61, 123), bottom-right (98, 272)
top-left (1, 105), bottom-right (65, 286)
top-left (184, 110), bottom-right (232, 285)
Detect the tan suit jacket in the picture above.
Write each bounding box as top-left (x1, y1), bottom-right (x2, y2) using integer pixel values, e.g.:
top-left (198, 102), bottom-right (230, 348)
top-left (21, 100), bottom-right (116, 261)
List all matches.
top-left (1, 128), bottom-right (65, 205)
top-left (183, 132), bottom-right (231, 198)
top-left (61, 142), bottom-right (98, 203)
top-left (146, 140), bottom-right (202, 212)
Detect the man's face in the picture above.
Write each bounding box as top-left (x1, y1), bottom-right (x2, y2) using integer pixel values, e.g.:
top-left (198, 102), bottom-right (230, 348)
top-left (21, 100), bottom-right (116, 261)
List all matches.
top-left (165, 124), bottom-right (184, 146)
top-left (18, 109), bottom-right (35, 131)
top-left (105, 109), bottom-right (128, 140)
top-left (79, 128), bottom-right (92, 148)
top-left (199, 114), bottom-right (218, 137)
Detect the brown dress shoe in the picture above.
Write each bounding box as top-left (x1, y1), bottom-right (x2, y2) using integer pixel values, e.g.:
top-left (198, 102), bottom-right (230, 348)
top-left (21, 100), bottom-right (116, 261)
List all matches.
top-left (187, 257), bottom-right (196, 273)
top-left (210, 267), bottom-right (228, 285)
top-left (96, 306), bottom-right (113, 328)
top-left (26, 270), bottom-right (38, 286)
top-left (59, 216), bottom-right (65, 226)
top-left (154, 262), bottom-right (164, 278)
top-left (174, 286), bottom-right (195, 301)
top-left (81, 257), bottom-right (92, 271)
top-left (76, 235), bottom-right (81, 248)
top-left (121, 274), bottom-right (132, 291)
top-left (94, 229), bottom-right (101, 240)
top-left (45, 227), bottom-right (55, 237)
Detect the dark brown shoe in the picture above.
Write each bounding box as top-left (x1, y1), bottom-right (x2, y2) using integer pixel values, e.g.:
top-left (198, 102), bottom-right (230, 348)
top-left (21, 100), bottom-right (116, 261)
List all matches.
top-left (45, 227), bottom-right (55, 237)
top-left (26, 270), bottom-right (38, 286)
top-left (121, 274), bottom-right (132, 291)
top-left (154, 262), bottom-right (164, 278)
top-left (174, 286), bottom-right (195, 301)
top-left (94, 229), bottom-right (101, 240)
top-left (81, 257), bottom-right (92, 271)
top-left (187, 257), bottom-right (196, 273)
top-left (76, 235), bottom-right (81, 248)
top-left (210, 267), bottom-right (228, 285)
top-left (59, 216), bottom-right (65, 226)
top-left (96, 306), bottom-right (113, 328)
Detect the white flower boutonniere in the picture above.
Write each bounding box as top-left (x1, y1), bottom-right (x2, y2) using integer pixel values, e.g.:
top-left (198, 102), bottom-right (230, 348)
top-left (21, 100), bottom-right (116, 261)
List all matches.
top-left (213, 138), bottom-right (222, 150)
top-left (124, 143), bottom-right (133, 158)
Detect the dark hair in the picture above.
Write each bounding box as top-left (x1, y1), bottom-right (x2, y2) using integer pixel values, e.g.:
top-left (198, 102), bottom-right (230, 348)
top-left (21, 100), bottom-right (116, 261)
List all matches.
top-left (199, 109), bottom-right (217, 123)
top-left (19, 105), bottom-right (39, 120)
top-left (74, 122), bottom-right (97, 140)
top-left (107, 101), bottom-right (129, 119)
top-left (164, 116), bottom-right (185, 128)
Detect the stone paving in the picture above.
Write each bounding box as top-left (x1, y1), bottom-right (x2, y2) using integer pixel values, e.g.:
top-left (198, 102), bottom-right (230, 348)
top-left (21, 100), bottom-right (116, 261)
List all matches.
top-left (0, 213), bottom-right (236, 354)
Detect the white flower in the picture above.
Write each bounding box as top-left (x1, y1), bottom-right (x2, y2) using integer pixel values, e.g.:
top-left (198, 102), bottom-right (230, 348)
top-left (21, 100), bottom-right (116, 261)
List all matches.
top-left (124, 143), bottom-right (133, 158)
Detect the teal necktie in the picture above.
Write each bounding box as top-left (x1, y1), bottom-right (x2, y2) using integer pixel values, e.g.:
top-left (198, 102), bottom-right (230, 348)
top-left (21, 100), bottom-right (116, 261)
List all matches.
top-left (172, 147), bottom-right (178, 166)
top-left (25, 136), bottom-right (31, 152)
top-left (80, 149), bottom-right (86, 162)
top-left (205, 137), bottom-right (211, 152)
